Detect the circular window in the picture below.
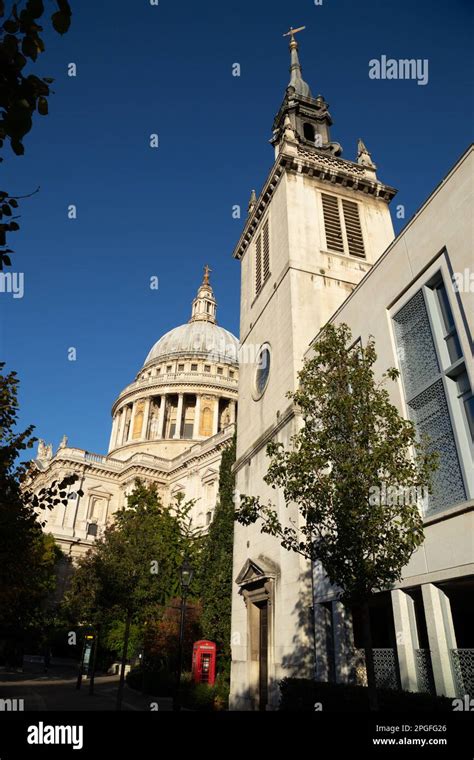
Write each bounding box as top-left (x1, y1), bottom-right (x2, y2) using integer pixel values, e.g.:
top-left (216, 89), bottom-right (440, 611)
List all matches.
top-left (253, 343), bottom-right (271, 400)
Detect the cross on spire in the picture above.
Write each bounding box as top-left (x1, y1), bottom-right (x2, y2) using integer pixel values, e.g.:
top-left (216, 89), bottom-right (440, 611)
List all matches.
top-left (283, 25), bottom-right (306, 41)
top-left (283, 24), bottom-right (311, 98)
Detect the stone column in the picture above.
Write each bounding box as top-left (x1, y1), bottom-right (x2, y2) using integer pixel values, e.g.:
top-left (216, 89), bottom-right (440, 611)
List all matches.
top-left (115, 406), bottom-right (127, 446)
top-left (142, 398), bottom-right (151, 440)
top-left (157, 395), bottom-right (166, 439)
top-left (230, 400), bottom-right (237, 424)
top-left (421, 583), bottom-right (457, 697)
top-left (193, 394), bottom-right (201, 439)
top-left (391, 589), bottom-right (419, 693)
top-left (127, 403), bottom-right (137, 442)
top-left (212, 396), bottom-right (219, 436)
top-left (108, 414), bottom-right (118, 452)
top-left (173, 393), bottom-right (184, 439)
top-left (332, 601), bottom-right (355, 684)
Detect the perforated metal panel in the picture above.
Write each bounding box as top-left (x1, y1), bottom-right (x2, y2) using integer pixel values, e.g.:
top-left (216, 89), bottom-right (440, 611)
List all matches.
top-left (415, 649), bottom-right (435, 694)
top-left (393, 289), bottom-right (466, 515)
top-left (409, 380), bottom-right (466, 513)
top-left (451, 649), bottom-right (474, 698)
top-left (393, 290), bottom-right (439, 401)
top-left (352, 648), bottom-right (400, 690)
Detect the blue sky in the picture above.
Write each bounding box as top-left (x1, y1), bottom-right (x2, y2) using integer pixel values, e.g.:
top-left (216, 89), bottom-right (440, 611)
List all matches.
top-left (1, 0), bottom-right (472, 456)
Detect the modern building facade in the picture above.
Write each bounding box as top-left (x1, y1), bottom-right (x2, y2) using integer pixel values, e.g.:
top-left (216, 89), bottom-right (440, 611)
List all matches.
top-left (29, 271), bottom-right (239, 558)
top-left (310, 145), bottom-right (473, 702)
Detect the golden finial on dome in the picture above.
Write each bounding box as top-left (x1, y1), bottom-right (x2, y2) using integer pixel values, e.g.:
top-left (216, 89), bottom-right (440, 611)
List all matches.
top-left (203, 264), bottom-right (212, 286)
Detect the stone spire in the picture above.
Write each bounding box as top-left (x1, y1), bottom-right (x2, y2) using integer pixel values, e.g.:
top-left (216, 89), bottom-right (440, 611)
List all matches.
top-left (190, 265), bottom-right (217, 324)
top-left (357, 138), bottom-right (376, 169)
top-left (271, 27), bottom-right (342, 157)
top-left (285, 26), bottom-right (312, 98)
top-left (247, 189), bottom-right (257, 215)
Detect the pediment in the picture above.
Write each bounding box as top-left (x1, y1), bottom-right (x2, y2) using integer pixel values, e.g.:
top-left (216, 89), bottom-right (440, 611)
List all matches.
top-left (88, 485), bottom-right (113, 498)
top-left (235, 557), bottom-right (277, 587)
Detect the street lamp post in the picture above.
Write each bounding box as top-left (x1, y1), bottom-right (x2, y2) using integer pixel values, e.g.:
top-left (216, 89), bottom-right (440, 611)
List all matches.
top-left (174, 558), bottom-right (193, 712)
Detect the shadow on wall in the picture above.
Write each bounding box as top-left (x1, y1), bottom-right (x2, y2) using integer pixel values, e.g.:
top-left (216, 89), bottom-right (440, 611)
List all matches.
top-left (280, 565), bottom-right (317, 680)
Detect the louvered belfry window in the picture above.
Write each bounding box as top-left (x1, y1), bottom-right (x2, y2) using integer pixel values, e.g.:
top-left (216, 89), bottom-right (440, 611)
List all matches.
top-left (322, 193), bottom-right (344, 253)
top-left (322, 193), bottom-right (365, 258)
top-left (255, 218), bottom-right (270, 296)
top-left (255, 234), bottom-right (262, 295)
top-left (263, 219), bottom-right (270, 282)
top-left (342, 199), bottom-right (365, 257)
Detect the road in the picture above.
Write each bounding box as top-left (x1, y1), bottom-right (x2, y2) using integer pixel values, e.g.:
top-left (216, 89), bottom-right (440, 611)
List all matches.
top-left (0, 667), bottom-right (173, 712)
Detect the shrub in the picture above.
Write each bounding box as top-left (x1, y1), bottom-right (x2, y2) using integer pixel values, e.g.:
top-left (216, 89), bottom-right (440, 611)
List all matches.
top-left (279, 679), bottom-right (453, 712)
top-left (179, 679), bottom-right (217, 711)
top-left (126, 666), bottom-right (177, 697)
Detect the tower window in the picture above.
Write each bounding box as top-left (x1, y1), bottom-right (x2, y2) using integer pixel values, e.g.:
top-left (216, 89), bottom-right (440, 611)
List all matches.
top-left (178, 363), bottom-right (184, 372)
top-left (217, 367), bottom-right (223, 375)
top-left (303, 122), bottom-right (315, 142)
top-left (204, 365), bottom-right (211, 373)
top-left (191, 363), bottom-right (198, 372)
top-left (321, 193), bottom-right (365, 258)
top-left (342, 200), bottom-right (365, 258)
top-left (255, 218), bottom-right (271, 297)
top-left (322, 193), bottom-right (344, 253)
top-left (255, 234), bottom-right (262, 295)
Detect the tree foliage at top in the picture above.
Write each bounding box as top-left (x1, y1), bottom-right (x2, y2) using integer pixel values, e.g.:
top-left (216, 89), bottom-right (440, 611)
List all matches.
top-left (200, 436), bottom-right (236, 666)
top-left (0, 0), bottom-right (72, 269)
top-left (236, 323), bottom-right (438, 604)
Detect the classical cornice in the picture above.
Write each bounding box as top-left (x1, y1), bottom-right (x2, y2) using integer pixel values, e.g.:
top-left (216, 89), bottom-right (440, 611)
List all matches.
top-left (233, 146), bottom-right (397, 262)
top-left (27, 426), bottom-right (235, 488)
top-left (112, 376), bottom-right (238, 414)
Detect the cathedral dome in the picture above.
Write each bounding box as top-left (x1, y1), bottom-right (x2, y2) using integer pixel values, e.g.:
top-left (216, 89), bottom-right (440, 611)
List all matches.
top-left (108, 267), bottom-right (239, 457)
top-left (144, 320), bottom-right (239, 366)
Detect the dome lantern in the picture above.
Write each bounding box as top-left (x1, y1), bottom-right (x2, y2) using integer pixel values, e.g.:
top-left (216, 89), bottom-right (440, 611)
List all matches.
top-left (190, 265), bottom-right (217, 325)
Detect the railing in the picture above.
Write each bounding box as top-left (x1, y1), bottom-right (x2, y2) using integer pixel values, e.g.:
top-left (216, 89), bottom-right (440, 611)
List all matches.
top-left (52, 427), bottom-right (235, 474)
top-left (353, 648), bottom-right (401, 690)
top-left (451, 649), bottom-right (474, 698)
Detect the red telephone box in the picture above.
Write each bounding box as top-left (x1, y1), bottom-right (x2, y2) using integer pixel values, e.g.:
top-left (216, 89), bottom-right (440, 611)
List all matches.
top-left (192, 640), bottom-right (216, 685)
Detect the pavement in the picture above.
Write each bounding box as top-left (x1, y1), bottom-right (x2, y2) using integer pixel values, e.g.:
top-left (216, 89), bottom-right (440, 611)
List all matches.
top-left (0, 666), bottom-right (173, 712)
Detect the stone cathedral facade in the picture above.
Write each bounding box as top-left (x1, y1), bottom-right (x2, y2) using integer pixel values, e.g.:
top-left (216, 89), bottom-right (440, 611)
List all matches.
top-left (29, 271), bottom-right (239, 558)
top-left (229, 31), bottom-right (473, 710)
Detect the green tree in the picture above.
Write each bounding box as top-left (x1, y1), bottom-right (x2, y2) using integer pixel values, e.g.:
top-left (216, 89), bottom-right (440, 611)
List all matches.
top-left (200, 436), bottom-right (236, 678)
top-left (0, 362), bottom-right (80, 657)
top-left (0, 0), bottom-right (72, 269)
top-left (65, 481), bottom-right (202, 706)
top-left (236, 323), bottom-right (437, 709)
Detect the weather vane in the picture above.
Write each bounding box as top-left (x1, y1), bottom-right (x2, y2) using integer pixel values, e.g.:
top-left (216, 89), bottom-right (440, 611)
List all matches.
top-left (283, 25), bottom-right (306, 41)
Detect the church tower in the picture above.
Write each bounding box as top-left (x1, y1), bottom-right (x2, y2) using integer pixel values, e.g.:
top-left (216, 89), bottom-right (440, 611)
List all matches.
top-left (230, 28), bottom-right (397, 711)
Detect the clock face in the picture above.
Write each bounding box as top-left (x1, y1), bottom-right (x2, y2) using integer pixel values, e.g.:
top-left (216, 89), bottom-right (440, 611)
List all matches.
top-left (254, 345), bottom-right (271, 398)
